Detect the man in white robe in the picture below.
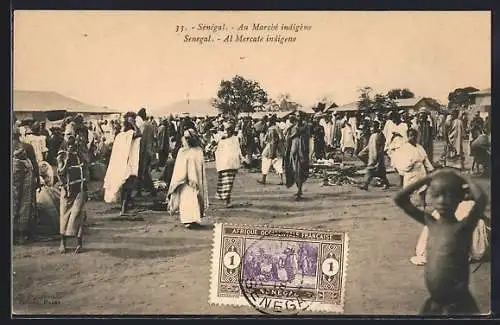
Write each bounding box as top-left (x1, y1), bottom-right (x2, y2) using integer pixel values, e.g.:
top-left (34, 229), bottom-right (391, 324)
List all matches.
top-left (103, 113), bottom-right (141, 216)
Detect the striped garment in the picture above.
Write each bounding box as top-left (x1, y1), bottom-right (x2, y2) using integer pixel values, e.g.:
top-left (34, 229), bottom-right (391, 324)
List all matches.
top-left (12, 156), bottom-right (36, 233)
top-left (216, 169), bottom-right (237, 201)
top-left (57, 147), bottom-right (88, 237)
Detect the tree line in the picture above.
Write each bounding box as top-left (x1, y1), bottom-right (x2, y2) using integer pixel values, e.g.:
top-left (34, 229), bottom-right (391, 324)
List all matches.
top-left (211, 75), bottom-right (481, 117)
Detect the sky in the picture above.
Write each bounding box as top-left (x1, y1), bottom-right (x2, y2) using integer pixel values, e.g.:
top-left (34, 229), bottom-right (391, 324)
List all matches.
top-left (13, 11), bottom-right (491, 111)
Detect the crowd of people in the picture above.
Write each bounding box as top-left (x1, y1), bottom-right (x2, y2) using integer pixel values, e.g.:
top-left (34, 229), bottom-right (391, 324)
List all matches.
top-left (12, 106), bottom-right (491, 240)
top-left (12, 104), bottom-right (491, 315)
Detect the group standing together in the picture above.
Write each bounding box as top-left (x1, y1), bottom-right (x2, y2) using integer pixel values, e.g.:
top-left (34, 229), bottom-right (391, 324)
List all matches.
top-left (13, 106), bottom-right (490, 242)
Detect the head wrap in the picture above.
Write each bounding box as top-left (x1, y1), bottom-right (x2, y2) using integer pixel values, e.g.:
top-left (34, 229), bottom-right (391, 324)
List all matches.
top-left (64, 122), bottom-right (76, 137)
top-left (184, 128), bottom-right (196, 138)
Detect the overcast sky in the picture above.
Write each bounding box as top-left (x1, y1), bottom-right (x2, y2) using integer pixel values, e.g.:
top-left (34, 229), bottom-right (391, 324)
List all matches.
top-left (13, 11), bottom-right (491, 110)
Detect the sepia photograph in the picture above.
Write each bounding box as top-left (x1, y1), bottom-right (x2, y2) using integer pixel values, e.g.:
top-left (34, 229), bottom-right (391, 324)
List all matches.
top-left (11, 10), bottom-right (491, 316)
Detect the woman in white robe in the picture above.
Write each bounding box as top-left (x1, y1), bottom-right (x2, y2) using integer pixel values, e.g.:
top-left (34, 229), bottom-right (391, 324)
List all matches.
top-left (340, 121), bottom-right (356, 156)
top-left (167, 129), bottom-right (209, 228)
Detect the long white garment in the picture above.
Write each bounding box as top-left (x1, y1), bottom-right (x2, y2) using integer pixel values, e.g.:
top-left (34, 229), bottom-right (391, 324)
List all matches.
top-left (395, 142), bottom-right (434, 190)
top-left (215, 135), bottom-right (242, 172)
top-left (382, 120), bottom-right (396, 151)
top-left (87, 130), bottom-right (95, 149)
top-left (135, 116), bottom-right (145, 133)
top-left (167, 146), bottom-right (209, 223)
top-left (24, 134), bottom-right (48, 163)
top-left (394, 122), bottom-right (408, 142)
top-left (340, 125), bottom-right (356, 152)
top-left (178, 185), bottom-right (202, 224)
top-left (386, 122), bottom-right (410, 171)
top-left (323, 122), bottom-right (334, 147)
top-left (412, 200), bottom-right (478, 265)
top-left (103, 130), bottom-right (141, 203)
top-left (102, 123), bottom-right (114, 144)
top-left (348, 117), bottom-right (357, 135)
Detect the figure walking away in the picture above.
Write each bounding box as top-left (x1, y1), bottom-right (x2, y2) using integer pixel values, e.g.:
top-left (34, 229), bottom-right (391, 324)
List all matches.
top-left (167, 129), bottom-right (209, 229)
top-left (257, 115), bottom-right (285, 185)
top-left (215, 122), bottom-right (242, 208)
top-left (284, 112), bottom-right (310, 200)
top-left (103, 112), bottom-right (141, 216)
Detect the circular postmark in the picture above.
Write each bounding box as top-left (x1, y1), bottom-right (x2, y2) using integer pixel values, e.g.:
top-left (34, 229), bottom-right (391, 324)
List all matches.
top-left (238, 236), bottom-right (313, 315)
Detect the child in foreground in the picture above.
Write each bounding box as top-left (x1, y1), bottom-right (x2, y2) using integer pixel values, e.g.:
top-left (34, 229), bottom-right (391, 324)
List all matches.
top-left (394, 168), bottom-right (487, 315)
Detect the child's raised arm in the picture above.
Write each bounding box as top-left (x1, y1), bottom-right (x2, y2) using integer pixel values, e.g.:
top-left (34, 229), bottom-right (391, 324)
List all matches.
top-left (460, 174), bottom-right (488, 226)
top-left (394, 174), bottom-right (433, 225)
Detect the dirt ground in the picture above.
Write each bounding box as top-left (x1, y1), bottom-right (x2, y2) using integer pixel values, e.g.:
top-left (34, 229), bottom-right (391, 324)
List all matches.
top-left (12, 141), bottom-right (491, 315)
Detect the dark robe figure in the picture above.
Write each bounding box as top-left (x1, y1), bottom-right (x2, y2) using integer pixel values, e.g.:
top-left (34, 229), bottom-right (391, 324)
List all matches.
top-left (359, 121), bottom-right (390, 190)
top-left (241, 117), bottom-right (257, 166)
top-left (283, 249), bottom-right (296, 283)
top-left (47, 128), bottom-right (64, 166)
top-left (156, 119), bottom-right (171, 168)
top-left (172, 117), bottom-right (196, 158)
top-left (416, 113), bottom-right (434, 162)
top-left (460, 112), bottom-right (469, 139)
top-left (136, 108), bottom-right (155, 195)
top-left (356, 119), bottom-right (371, 156)
top-left (470, 132), bottom-right (490, 175)
top-left (284, 113), bottom-right (310, 200)
top-left (332, 113), bottom-right (343, 148)
top-left (469, 112), bottom-right (484, 142)
top-left (311, 120), bottom-right (325, 160)
top-left (40, 121), bottom-right (50, 147)
top-left (71, 114), bottom-right (91, 165)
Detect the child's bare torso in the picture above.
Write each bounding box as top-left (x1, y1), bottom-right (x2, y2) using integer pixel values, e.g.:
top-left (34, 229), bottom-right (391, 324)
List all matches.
top-left (425, 217), bottom-right (474, 303)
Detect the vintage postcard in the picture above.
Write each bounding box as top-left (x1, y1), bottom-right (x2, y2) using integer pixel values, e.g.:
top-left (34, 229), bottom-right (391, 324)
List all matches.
top-left (11, 10), bottom-right (491, 316)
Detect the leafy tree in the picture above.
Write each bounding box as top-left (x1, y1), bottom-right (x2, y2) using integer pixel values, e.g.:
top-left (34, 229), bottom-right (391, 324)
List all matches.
top-left (358, 87), bottom-right (396, 113)
top-left (316, 95), bottom-right (338, 112)
top-left (280, 100), bottom-right (302, 111)
top-left (421, 97), bottom-right (442, 111)
top-left (387, 88), bottom-right (415, 100)
top-left (313, 102), bottom-right (327, 113)
top-left (264, 99), bottom-right (280, 111)
top-left (357, 86), bottom-right (373, 111)
top-left (373, 93), bottom-right (397, 112)
top-left (276, 93), bottom-right (302, 111)
top-left (277, 93), bottom-right (291, 103)
top-left (212, 75), bottom-right (269, 116)
top-left (447, 87), bottom-right (479, 109)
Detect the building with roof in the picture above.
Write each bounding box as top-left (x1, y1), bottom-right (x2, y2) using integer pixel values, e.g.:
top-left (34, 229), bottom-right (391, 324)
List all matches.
top-left (13, 90), bottom-right (118, 121)
top-left (324, 101), bottom-right (361, 115)
top-left (469, 88), bottom-right (491, 115)
top-left (394, 97), bottom-right (442, 114)
top-left (151, 99), bottom-right (219, 117)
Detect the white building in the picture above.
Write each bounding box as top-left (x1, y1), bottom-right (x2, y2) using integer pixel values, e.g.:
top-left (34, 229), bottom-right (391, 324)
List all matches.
top-left (469, 88), bottom-right (491, 119)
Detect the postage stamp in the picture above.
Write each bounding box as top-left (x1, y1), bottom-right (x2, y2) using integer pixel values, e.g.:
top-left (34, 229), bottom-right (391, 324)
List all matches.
top-left (209, 223), bottom-right (349, 314)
